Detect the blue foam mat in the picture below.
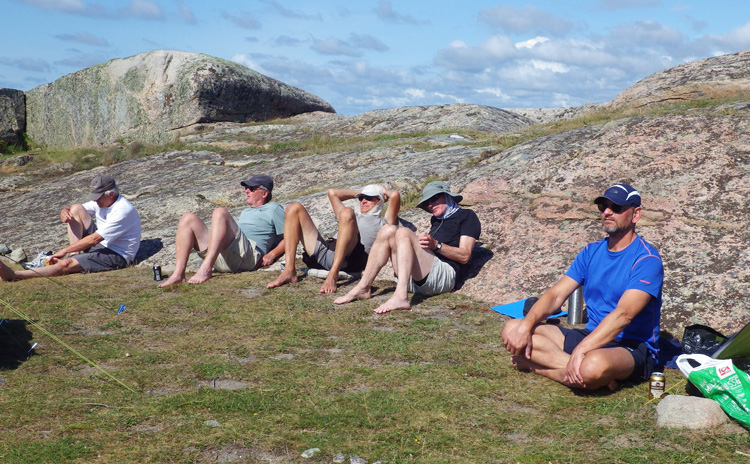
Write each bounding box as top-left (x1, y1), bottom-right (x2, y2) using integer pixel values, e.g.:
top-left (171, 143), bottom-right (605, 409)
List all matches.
top-left (491, 298), bottom-right (567, 320)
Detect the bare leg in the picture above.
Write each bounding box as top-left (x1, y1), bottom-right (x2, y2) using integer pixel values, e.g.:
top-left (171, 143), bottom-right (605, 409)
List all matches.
top-left (267, 202), bottom-right (323, 289)
top-left (374, 227), bottom-right (434, 314)
top-left (2, 257), bottom-right (83, 281)
top-left (159, 212), bottom-right (210, 287)
top-left (334, 225), bottom-right (398, 305)
top-left (320, 207), bottom-right (359, 294)
top-left (66, 204), bottom-right (94, 249)
top-left (188, 208), bottom-right (239, 284)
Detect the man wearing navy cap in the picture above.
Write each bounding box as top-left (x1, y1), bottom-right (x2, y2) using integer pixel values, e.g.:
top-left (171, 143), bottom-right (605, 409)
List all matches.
top-left (158, 174), bottom-right (284, 287)
top-left (502, 184), bottom-right (663, 391)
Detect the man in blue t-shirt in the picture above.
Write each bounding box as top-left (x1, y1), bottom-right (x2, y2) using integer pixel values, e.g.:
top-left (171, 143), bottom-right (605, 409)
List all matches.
top-left (334, 181), bottom-right (481, 314)
top-left (158, 174), bottom-right (285, 287)
top-left (502, 184), bottom-right (663, 391)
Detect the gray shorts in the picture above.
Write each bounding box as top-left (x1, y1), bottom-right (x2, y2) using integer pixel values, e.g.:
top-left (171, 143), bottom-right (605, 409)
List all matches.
top-left (73, 222), bottom-right (129, 273)
top-left (406, 256), bottom-right (456, 295)
top-left (302, 236), bottom-right (368, 272)
top-left (198, 229), bottom-right (260, 273)
top-left (73, 243), bottom-right (129, 273)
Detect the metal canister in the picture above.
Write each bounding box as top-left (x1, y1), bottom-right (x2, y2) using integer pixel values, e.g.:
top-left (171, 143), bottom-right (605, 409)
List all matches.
top-left (152, 265), bottom-right (162, 281)
top-left (649, 372), bottom-right (665, 399)
top-left (567, 286), bottom-right (584, 325)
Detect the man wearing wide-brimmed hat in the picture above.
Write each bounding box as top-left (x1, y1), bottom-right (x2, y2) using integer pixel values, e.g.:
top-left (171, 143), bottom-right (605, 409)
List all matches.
top-left (267, 184), bottom-right (401, 294)
top-left (334, 181), bottom-right (481, 313)
top-left (502, 183), bottom-right (663, 391)
top-left (0, 173), bottom-right (141, 281)
top-left (158, 174), bottom-right (285, 287)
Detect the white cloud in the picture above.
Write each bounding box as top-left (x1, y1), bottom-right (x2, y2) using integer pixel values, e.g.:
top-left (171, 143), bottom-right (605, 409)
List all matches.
top-left (311, 37), bottom-right (361, 57)
top-left (374, 0), bottom-right (426, 25)
top-left (530, 59), bottom-right (569, 73)
top-left (476, 87), bottom-right (511, 100)
top-left (54, 32), bottom-right (109, 47)
top-left (222, 11), bottom-right (261, 30)
top-left (516, 37), bottom-right (549, 49)
top-left (405, 88), bottom-right (425, 98)
top-left (597, 0), bottom-right (663, 11)
top-left (19, 0), bottom-right (85, 13)
top-left (125, 0), bottom-right (162, 20)
top-left (176, 1), bottom-right (196, 25)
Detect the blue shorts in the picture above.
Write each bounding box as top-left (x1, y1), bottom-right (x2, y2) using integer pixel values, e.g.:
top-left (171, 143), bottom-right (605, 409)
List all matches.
top-left (73, 243), bottom-right (128, 273)
top-left (559, 327), bottom-right (656, 383)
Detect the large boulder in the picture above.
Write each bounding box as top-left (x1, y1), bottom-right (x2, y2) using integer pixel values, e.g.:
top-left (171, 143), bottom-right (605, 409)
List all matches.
top-left (609, 50), bottom-right (750, 109)
top-left (0, 88), bottom-right (25, 146)
top-left (25, 50), bottom-right (335, 148)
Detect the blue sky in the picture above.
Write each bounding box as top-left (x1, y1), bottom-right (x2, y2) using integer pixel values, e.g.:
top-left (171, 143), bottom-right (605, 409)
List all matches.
top-left (2, 0), bottom-right (749, 116)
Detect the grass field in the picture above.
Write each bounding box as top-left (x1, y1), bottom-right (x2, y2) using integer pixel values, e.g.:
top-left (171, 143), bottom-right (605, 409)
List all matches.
top-left (0, 263), bottom-right (746, 463)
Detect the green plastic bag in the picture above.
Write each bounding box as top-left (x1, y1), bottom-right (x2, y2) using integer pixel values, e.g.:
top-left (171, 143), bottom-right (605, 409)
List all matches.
top-left (677, 353), bottom-right (750, 428)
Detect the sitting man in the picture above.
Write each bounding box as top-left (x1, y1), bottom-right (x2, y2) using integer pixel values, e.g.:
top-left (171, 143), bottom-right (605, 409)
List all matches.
top-left (267, 185), bottom-right (401, 293)
top-left (0, 174), bottom-right (141, 281)
top-left (502, 184), bottom-right (663, 391)
top-left (334, 181), bottom-right (481, 313)
top-left (158, 174), bottom-right (284, 287)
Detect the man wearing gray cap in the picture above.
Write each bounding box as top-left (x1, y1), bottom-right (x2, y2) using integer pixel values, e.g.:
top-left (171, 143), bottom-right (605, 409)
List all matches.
top-left (334, 181), bottom-right (481, 313)
top-left (0, 174), bottom-right (141, 281)
top-left (267, 184), bottom-right (401, 293)
top-left (502, 184), bottom-right (663, 391)
top-left (158, 174), bottom-right (285, 287)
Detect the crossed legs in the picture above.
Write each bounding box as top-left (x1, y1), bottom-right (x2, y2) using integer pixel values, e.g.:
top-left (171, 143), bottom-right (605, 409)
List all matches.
top-left (267, 202), bottom-right (359, 293)
top-left (501, 320), bottom-right (636, 391)
top-left (334, 225), bottom-right (434, 313)
top-left (158, 208), bottom-right (239, 287)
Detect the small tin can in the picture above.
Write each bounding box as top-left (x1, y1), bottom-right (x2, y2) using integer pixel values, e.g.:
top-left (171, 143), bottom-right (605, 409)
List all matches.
top-left (152, 265), bottom-right (162, 281)
top-left (649, 372), bottom-right (665, 399)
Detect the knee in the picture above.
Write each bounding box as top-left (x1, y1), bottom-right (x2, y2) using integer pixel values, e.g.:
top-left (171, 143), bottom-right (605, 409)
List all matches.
top-left (69, 203), bottom-right (87, 216)
top-left (377, 224), bottom-right (398, 240)
top-left (211, 207), bottom-right (231, 221)
top-left (178, 212), bottom-right (200, 228)
top-left (501, 319), bottom-right (522, 343)
top-left (285, 202), bottom-right (305, 216)
top-left (579, 351), bottom-right (610, 386)
top-left (338, 207), bottom-right (356, 223)
top-left (394, 227), bottom-right (414, 241)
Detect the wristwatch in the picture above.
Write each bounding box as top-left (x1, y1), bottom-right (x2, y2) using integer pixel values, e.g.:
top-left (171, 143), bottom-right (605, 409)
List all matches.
top-left (435, 241), bottom-right (442, 251)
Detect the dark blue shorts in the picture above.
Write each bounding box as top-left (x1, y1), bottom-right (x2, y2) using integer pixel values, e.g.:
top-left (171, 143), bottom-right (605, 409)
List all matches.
top-left (559, 327), bottom-right (656, 383)
top-left (72, 243), bottom-right (128, 273)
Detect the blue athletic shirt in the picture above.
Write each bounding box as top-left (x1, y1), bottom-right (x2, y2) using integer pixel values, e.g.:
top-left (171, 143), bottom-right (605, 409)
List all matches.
top-left (565, 236), bottom-right (663, 362)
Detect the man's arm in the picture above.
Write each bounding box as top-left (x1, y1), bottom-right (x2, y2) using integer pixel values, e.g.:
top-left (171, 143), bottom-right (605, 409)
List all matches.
top-left (382, 188), bottom-right (400, 225)
top-left (564, 288), bottom-right (653, 385)
top-left (503, 276), bottom-right (580, 358)
top-left (260, 237), bottom-right (285, 267)
top-left (51, 233), bottom-right (104, 260)
top-left (421, 234), bottom-right (475, 265)
top-left (327, 188), bottom-right (359, 219)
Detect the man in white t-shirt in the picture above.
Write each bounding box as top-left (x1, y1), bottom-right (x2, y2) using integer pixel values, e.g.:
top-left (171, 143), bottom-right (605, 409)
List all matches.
top-left (0, 174), bottom-right (142, 281)
top-left (267, 184), bottom-right (401, 293)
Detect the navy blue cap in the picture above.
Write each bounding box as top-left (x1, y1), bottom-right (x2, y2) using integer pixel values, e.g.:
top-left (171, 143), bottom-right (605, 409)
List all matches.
top-left (594, 184), bottom-right (641, 207)
top-left (240, 174), bottom-right (274, 192)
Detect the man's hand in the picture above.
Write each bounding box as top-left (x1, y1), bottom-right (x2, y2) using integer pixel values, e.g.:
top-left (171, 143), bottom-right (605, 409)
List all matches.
top-left (564, 347), bottom-right (587, 387)
top-left (60, 207), bottom-right (73, 223)
top-left (418, 233), bottom-right (436, 250)
top-left (502, 321), bottom-right (534, 359)
top-left (260, 253), bottom-right (276, 267)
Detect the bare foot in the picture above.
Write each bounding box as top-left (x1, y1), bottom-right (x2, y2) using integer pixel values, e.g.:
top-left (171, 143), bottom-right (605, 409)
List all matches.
top-left (373, 295), bottom-right (411, 314)
top-left (333, 285), bottom-right (371, 305)
top-left (510, 355), bottom-right (534, 372)
top-left (187, 267), bottom-right (212, 284)
top-left (319, 276), bottom-right (338, 294)
top-left (267, 270), bottom-right (298, 289)
top-left (158, 273), bottom-right (186, 288)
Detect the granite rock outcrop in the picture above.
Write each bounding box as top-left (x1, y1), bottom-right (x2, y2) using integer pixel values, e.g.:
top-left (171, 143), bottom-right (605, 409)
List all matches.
top-left (24, 50), bottom-right (335, 148)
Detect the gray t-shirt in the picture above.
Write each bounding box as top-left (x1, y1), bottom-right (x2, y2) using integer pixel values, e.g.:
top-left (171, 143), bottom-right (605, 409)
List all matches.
top-left (355, 214), bottom-right (387, 254)
top-left (236, 202), bottom-right (285, 255)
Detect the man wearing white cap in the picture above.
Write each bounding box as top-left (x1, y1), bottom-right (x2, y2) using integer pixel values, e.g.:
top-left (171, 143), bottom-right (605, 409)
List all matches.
top-left (502, 183), bottom-right (663, 391)
top-left (334, 181), bottom-right (481, 312)
top-left (267, 184), bottom-right (401, 293)
top-left (0, 173), bottom-right (141, 281)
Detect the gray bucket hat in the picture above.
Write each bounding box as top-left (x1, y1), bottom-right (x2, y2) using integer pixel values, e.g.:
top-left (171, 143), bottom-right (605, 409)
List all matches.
top-left (417, 181), bottom-right (463, 211)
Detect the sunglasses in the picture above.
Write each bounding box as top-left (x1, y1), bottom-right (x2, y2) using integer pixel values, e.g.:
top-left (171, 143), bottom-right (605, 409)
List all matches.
top-left (597, 202), bottom-right (631, 214)
top-left (246, 186), bottom-right (264, 192)
top-left (360, 195), bottom-right (379, 202)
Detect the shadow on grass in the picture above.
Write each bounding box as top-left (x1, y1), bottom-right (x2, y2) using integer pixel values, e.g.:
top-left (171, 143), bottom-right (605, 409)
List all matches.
top-left (0, 319), bottom-right (35, 370)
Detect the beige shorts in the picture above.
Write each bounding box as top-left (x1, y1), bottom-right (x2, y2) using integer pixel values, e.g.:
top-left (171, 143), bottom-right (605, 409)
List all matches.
top-left (407, 256), bottom-right (456, 295)
top-left (198, 229), bottom-right (261, 273)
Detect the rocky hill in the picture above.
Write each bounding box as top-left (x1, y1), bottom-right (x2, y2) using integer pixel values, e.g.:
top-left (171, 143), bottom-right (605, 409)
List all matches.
top-left (2, 51), bottom-right (750, 337)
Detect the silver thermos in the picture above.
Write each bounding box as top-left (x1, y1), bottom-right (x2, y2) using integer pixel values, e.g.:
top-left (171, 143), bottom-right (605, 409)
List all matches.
top-left (568, 286), bottom-right (584, 325)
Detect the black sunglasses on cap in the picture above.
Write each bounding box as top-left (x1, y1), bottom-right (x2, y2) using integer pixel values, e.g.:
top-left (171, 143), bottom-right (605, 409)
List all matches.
top-left (360, 195), bottom-right (379, 202)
